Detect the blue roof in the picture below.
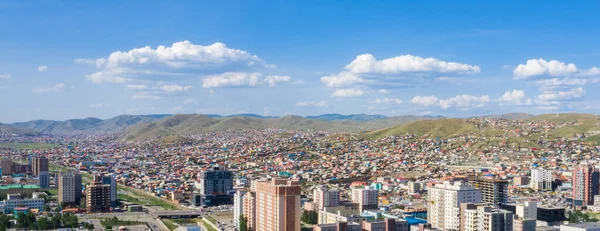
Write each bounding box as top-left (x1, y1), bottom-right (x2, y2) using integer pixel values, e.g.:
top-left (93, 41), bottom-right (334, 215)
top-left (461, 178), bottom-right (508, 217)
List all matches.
top-left (404, 217), bottom-right (427, 225)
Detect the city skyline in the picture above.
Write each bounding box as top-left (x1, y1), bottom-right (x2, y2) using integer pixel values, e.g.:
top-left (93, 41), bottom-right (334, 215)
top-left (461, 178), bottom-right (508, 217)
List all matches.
top-left (2, 1), bottom-right (600, 122)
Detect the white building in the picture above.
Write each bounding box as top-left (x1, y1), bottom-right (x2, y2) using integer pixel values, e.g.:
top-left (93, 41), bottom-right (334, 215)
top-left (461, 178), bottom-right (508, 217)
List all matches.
top-left (428, 181), bottom-right (481, 230)
top-left (351, 188), bottom-right (378, 211)
top-left (1, 194), bottom-right (44, 213)
top-left (531, 168), bottom-right (553, 191)
top-left (233, 187), bottom-right (247, 229)
top-left (516, 201), bottom-right (537, 220)
top-left (461, 203), bottom-right (513, 231)
top-left (408, 182), bottom-right (421, 194)
top-left (314, 185), bottom-right (340, 210)
top-left (560, 223), bottom-right (600, 231)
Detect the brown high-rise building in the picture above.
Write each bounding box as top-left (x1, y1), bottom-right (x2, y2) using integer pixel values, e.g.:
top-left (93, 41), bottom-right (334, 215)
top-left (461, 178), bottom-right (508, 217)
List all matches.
top-left (243, 178), bottom-right (301, 231)
top-left (58, 171), bottom-right (83, 205)
top-left (32, 157), bottom-right (49, 176)
top-left (86, 175), bottom-right (111, 213)
top-left (1, 159), bottom-right (12, 176)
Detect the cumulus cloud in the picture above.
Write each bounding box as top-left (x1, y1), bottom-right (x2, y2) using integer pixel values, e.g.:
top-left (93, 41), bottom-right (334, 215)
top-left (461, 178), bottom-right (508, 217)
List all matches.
top-left (497, 89), bottom-right (532, 105)
top-left (32, 83), bottom-right (65, 93)
top-left (535, 78), bottom-right (597, 90)
top-left (410, 96), bottom-right (439, 106)
top-left (345, 54), bottom-right (480, 74)
top-left (439, 94), bottom-right (490, 110)
top-left (513, 58), bottom-right (600, 79)
top-left (373, 98), bottom-right (403, 104)
top-left (537, 87), bottom-right (585, 101)
top-left (0, 74), bottom-right (10, 80)
top-left (263, 75), bottom-right (292, 87)
top-left (202, 72), bottom-right (262, 88)
top-left (74, 58), bottom-right (96, 65)
top-left (378, 89), bottom-right (390, 94)
top-left (160, 84), bottom-right (192, 93)
top-left (85, 41), bottom-right (270, 84)
top-left (202, 72), bottom-right (292, 88)
top-left (331, 88), bottom-right (365, 97)
top-left (295, 101), bottom-right (329, 108)
top-left (131, 92), bottom-right (162, 100)
top-left (37, 66), bottom-right (48, 72)
top-left (320, 71), bottom-right (364, 88)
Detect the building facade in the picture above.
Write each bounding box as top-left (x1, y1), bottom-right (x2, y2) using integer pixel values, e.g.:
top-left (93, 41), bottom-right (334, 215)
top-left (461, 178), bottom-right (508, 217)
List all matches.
top-left (234, 188), bottom-right (247, 230)
top-left (470, 178), bottom-right (509, 206)
top-left (351, 188), bottom-right (378, 211)
top-left (243, 178), bottom-right (301, 231)
top-left (38, 171), bottom-right (50, 189)
top-left (531, 168), bottom-right (553, 192)
top-left (32, 157), bottom-right (49, 176)
top-left (197, 167), bottom-right (233, 196)
top-left (314, 185), bottom-right (341, 210)
top-left (460, 203), bottom-right (513, 231)
top-left (58, 171), bottom-right (82, 205)
top-left (86, 175), bottom-right (111, 213)
top-left (429, 181), bottom-right (481, 230)
top-left (101, 174), bottom-right (117, 207)
top-left (572, 164), bottom-right (600, 207)
top-left (0, 159), bottom-right (12, 176)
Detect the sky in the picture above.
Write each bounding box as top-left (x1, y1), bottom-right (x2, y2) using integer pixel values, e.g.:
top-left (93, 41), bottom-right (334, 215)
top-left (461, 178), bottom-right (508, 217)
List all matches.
top-left (2, 1), bottom-right (600, 122)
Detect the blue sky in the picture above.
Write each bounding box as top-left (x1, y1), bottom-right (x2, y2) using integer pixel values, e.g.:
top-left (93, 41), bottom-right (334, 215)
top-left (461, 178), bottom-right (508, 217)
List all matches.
top-left (2, 0), bottom-right (600, 122)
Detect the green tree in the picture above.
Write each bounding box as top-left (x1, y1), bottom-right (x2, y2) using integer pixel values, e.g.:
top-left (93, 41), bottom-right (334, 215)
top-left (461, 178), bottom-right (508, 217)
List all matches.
top-left (26, 212), bottom-right (37, 230)
top-left (16, 212), bottom-right (29, 228)
top-left (0, 214), bottom-right (11, 230)
top-left (239, 215), bottom-right (247, 231)
top-left (50, 213), bottom-right (61, 229)
top-left (62, 213), bottom-right (79, 228)
top-left (38, 217), bottom-right (49, 230)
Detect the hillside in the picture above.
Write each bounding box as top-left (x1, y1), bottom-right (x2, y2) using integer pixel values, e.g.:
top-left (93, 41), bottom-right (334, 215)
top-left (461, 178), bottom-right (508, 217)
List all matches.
top-left (527, 113), bottom-right (598, 122)
top-left (481, 113), bottom-right (534, 120)
top-left (0, 123), bottom-right (38, 135)
top-left (306, 114), bottom-right (387, 121)
top-left (11, 114), bottom-right (170, 134)
top-left (365, 119), bottom-right (482, 139)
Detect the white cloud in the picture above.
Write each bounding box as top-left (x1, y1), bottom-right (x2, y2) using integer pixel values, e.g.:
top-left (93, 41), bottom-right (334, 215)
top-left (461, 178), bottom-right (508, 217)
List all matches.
top-left (497, 89), bottom-right (532, 105)
top-left (160, 84), bottom-right (192, 93)
top-left (85, 41), bottom-right (269, 84)
top-left (295, 101), bottom-right (329, 108)
top-left (537, 87), bottom-right (585, 101)
top-left (345, 54), bottom-right (480, 74)
top-left (320, 71), bottom-right (364, 88)
top-left (373, 98), bottom-right (403, 104)
top-left (377, 89), bottom-right (390, 94)
top-left (410, 96), bottom-right (439, 106)
top-left (202, 72), bottom-right (261, 88)
top-left (171, 106), bottom-right (185, 113)
top-left (124, 84), bottom-right (148, 90)
top-left (85, 71), bottom-right (130, 84)
top-left (0, 74), bottom-right (10, 80)
top-left (32, 83), bottom-right (65, 93)
top-left (420, 111), bottom-right (433, 116)
top-left (37, 65), bottom-right (48, 72)
top-left (535, 78), bottom-right (596, 90)
top-left (513, 58), bottom-right (600, 79)
top-left (263, 75), bottom-right (291, 87)
top-left (89, 103), bottom-right (110, 108)
top-left (439, 94), bottom-right (490, 110)
top-left (331, 88), bottom-right (364, 97)
top-left (202, 72), bottom-right (292, 88)
top-left (131, 92), bottom-right (162, 100)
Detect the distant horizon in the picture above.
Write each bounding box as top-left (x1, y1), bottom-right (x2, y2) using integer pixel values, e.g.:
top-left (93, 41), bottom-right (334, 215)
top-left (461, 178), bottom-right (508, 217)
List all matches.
top-left (2, 111), bottom-right (591, 124)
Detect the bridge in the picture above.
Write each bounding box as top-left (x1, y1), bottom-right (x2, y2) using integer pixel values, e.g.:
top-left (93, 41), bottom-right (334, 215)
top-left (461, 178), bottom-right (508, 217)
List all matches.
top-left (152, 210), bottom-right (204, 218)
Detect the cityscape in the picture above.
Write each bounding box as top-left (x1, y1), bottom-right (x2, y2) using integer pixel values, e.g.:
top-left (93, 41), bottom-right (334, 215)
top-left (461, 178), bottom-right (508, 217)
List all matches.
top-left (2, 1), bottom-right (600, 231)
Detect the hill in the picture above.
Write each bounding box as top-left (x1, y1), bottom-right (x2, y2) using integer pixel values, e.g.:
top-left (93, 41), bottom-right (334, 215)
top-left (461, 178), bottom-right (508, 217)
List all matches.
top-left (0, 123), bottom-right (38, 135)
top-left (306, 114), bottom-right (387, 121)
top-left (365, 119), bottom-right (482, 139)
top-left (480, 113), bottom-right (534, 120)
top-left (528, 113), bottom-right (598, 122)
top-left (11, 114), bottom-right (170, 134)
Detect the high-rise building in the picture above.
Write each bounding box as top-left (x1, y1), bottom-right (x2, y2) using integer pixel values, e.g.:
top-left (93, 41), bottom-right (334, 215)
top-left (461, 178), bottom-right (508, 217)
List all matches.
top-left (470, 177), bottom-right (509, 206)
top-left (460, 203), bottom-right (513, 231)
top-left (234, 187), bottom-right (248, 229)
top-left (86, 175), bottom-right (111, 213)
top-left (58, 171), bottom-right (82, 205)
top-left (429, 181), bottom-right (481, 230)
top-left (38, 171), bottom-right (50, 189)
top-left (572, 164), bottom-right (600, 207)
top-left (1, 159), bottom-right (12, 176)
top-left (197, 167), bottom-right (233, 196)
top-left (531, 168), bottom-right (553, 192)
top-left (32, 157), bottom-right (49, 176)
top-left (314, 185), bottom-right (341, 210)
top-left (242, 178), bottom-right (301, 231)
top-left (101, 174), bottom-right (117, 207)
top-left (513, 217), bottom-right (536, 231)
top-left (408, 181), bottom-right (421, 194)
top-left (351, 188), bottom-right (378, 211)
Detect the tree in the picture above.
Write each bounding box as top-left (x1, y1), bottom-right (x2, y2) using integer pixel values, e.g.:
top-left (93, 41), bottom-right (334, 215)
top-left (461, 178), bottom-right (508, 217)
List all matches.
top-left (0, 214), bottom-right (11, 230)
top-left (239, 215), bottom-right (247, 231)
top-left (50, 213), bottom-right (61, 229)
top-left (62, 213), bottom-right (79, 228)
top-left (26, 212), bottom-right (37, 230)
top-left (38, 217), bottom-right (50, 230)
top-left (16, 212), bottom-right (29, 228)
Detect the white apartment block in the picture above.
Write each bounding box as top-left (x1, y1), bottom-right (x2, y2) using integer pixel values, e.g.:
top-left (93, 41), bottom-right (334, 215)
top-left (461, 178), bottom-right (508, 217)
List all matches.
top-left (428, 181), bottom-right (481, 230)
top-left (531, 168), bottom-right (553, 191)
top-left (461, 203), bottom-right (513, 231)
top-left (351, 188), bottom-right (378, 211)
top-left (314, 185), bottom-right (340, 210)
top-left (516, 201), bottom-right (537, 220)
top-left (234, 188), bottom-right (247, 229)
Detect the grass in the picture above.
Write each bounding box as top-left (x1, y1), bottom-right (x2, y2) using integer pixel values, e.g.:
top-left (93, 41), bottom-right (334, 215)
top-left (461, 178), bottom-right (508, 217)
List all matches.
top-left (205, 216), bottom-right (217, 224)
top-left (45, 189), bottom-right (58, 196)
top-left (117, 187), bottom-right (179, 210)
top-left (202, 221), bottom-right (218, 231)
top-left (170, 218), bottom-right (199, 225)
top-left (100, 217), bottom-right (145, 228)
top-left (365, 118), bottom-right (482, 139)
top-left (0, 143), bottom-right (58, 150)
top-left (162, 219), bottom-right (178, 231)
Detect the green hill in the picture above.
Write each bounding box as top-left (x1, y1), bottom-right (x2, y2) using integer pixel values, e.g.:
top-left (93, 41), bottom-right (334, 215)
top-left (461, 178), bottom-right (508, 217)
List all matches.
top-left (528, 113), bottom-right (598, 122)
top-left (365, 118), bottom-right (480, 139)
